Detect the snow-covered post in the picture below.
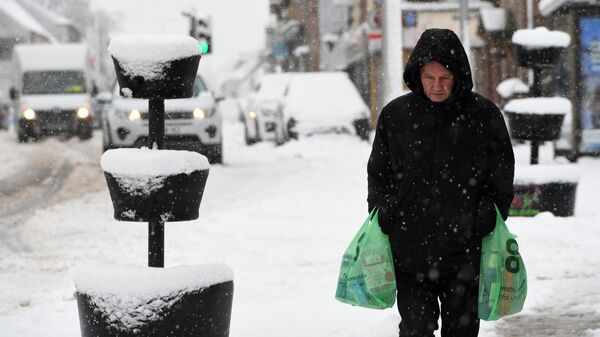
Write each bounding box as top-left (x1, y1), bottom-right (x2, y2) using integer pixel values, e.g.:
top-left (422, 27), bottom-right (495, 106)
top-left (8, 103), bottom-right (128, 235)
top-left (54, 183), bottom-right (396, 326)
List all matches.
top-left (107, 35), bottom-right (203, 267)
top-left (510, 27), bottom-right (570, 164)
top-left (382, 0), bottom-right (403, 104)
top-left (506, 28), bottom-right (579, 217)
top-left (74, 35), bottom-right (234, 337)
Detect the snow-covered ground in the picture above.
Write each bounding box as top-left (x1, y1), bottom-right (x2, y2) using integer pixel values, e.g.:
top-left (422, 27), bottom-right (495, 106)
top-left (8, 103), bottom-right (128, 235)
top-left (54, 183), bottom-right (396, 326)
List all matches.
top-left (1, 120), bottom-right (600, 337)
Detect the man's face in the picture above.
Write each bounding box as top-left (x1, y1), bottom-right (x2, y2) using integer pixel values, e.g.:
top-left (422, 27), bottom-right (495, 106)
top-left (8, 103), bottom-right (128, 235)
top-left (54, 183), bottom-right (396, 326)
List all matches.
top-left (420, 61), bottom-right (454, 102)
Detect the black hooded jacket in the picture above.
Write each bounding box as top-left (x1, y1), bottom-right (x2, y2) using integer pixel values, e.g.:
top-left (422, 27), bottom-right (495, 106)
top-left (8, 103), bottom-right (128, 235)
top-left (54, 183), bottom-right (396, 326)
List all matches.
top-left (367, 29), bottom-right (514, 272)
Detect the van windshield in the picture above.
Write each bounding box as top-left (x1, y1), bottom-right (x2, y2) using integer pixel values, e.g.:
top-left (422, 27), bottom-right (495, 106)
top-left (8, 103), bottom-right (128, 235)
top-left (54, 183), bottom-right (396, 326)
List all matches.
top-left (22, 71), bottom-right (87, 95)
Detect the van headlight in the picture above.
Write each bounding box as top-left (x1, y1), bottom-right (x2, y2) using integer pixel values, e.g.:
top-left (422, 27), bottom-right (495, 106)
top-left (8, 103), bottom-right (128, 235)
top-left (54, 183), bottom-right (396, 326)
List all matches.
top-left (248, 111), bottom-right (257, 119)
top-left (128, 109), bottom-right (142, 121)
top-left (77, 106), bottom-right (90, 119)
top-left (23, 108), bottom-right (36, 120)
top-left (193, 108), bottom-right (206, 120)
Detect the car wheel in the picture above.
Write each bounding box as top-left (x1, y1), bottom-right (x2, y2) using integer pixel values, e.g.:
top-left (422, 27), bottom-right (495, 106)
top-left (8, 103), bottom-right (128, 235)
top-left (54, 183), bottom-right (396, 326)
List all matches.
top-left (353, 118), bottom-right (370, 141)
top-left (244, 126), bottom-right (258, 145)
top-left (79, 130), bottom-right (93, 141)
top-left (17, 130), bottom-right (28, 143)
top-left (205, 144), bottom-right (223, 164)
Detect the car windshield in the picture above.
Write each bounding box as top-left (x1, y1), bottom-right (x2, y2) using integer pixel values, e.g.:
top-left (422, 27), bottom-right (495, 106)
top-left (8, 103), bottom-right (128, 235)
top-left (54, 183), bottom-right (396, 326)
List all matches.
top-left (22, 71), bottom-right (87, 95)
top-left (193, 76), bottom-right (208, 96)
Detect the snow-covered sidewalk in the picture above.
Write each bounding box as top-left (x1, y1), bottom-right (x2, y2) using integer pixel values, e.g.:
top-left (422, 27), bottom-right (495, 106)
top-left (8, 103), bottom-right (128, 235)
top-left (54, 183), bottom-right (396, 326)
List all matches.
top-left (0, 124), bottom-right (599, 336)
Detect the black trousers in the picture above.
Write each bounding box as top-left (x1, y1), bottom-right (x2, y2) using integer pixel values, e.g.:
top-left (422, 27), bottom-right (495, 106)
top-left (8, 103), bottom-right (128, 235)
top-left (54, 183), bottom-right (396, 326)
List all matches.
top-left (393, 251), bottom-right (481, 337)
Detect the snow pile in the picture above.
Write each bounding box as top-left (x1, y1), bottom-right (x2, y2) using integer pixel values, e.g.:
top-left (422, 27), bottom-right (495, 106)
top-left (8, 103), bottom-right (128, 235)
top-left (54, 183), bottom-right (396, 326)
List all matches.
top-left (101, 148), bottom-right (209, 196)
top-left (108, 35), bottom-right (201, 80)
top-left (514, 164), bottom-right (580, 184)
top-left (504, 97), bottom-right (571, 115)
top-left (73, 263), bottom-right (233, 331)
top-left (512, 27), bottom-right (571, 49)
top-left (496, 78), bottom-right (530, 99)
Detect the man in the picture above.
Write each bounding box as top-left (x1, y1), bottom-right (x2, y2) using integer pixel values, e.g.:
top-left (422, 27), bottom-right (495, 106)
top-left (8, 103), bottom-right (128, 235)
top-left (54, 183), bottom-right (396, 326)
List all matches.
top-left (367, 28), bottom-right (514, 337)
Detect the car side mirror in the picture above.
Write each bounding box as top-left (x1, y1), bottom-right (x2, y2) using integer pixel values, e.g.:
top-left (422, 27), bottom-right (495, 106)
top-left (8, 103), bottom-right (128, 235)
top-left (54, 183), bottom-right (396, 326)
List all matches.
top-left (215, 96), bottom-right (225, 103)
top-left (9, 87), bottom-right (18, 100)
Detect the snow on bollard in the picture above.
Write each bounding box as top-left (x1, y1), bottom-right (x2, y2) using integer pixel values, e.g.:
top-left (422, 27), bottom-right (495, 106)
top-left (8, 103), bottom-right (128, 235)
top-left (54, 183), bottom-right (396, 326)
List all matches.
top-left (74, 263), bottom-right (234, 337)
top-left (101, 147), bottom-right (209, 222)
top-left (108, 34), bottom-right (201, 99)
top-left (510, 164), bottom-right (580, 217)
top-left (511, 27), bottom-right (570, 69)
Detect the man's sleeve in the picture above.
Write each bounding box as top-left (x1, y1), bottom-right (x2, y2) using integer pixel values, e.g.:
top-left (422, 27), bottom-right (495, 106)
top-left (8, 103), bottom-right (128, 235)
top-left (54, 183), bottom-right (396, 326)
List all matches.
top-left (486, 104), bottom-right (515, 220)
top-left (367, 106), bottom-right (399, 233)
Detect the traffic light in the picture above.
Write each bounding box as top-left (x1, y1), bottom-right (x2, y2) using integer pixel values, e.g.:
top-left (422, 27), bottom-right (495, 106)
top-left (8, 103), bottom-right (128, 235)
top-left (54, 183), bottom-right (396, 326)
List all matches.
top-left (196, 18), bottom-right (212, 54)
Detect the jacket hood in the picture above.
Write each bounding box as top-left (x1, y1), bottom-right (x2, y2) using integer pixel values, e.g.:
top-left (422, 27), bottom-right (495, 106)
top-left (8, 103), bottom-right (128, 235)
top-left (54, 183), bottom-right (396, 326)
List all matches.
top-left (403, 28), bottom-right (473, 102)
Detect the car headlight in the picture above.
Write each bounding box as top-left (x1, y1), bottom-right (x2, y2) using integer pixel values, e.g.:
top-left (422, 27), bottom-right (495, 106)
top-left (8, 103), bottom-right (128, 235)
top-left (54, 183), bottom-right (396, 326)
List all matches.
top-left (23, 108), bottom-right (36, 120)
top-left (128, 109), bottom-right (142, 121)
top-left (248, 111), bottom-right (257, 119)
top-left (193, 108), bottom-right (206, 120)
top-left (77, 106), bottom-right (90, 119)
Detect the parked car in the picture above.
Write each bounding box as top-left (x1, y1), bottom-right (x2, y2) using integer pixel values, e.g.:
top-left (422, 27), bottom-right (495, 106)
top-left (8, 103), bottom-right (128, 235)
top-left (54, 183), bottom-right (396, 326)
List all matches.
top-left (283, 72), bottom-right (370, 140)
top-left (102, 74), bottom-right (223, 163)
top-left (241, 73), bottom-right (291, 145)
top-left (0, 102), bottom-right (8, 130)
top-left (240, 72), bottom-right (370, 145)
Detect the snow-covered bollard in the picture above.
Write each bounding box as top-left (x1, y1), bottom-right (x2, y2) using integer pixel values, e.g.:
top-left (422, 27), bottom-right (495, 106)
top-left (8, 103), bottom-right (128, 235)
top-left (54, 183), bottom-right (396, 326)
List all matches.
top-left (108, 35), bottom-right (201, 99)
top-left (510, 164), bottom-right (580, 217)
top-left (101, 148), bottom-right (209, 222)
top-left (74, 34), bottom-right (234, 337)
top-left (74, 263), bottom-right (234, 337)
top-left (512, 27), bottom-right (570, 70)
top-left (504, 97), bottom-right (571, 164)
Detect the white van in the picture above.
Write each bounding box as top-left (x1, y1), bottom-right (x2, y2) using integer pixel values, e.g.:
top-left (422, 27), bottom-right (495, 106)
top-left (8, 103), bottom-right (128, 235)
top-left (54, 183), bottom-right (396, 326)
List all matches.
top-left (9, 43), bottom-right (95, 142)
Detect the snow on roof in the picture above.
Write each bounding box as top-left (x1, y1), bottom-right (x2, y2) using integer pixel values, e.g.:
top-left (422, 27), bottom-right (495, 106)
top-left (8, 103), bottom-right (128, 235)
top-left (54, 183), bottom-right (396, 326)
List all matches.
top-left (101, 147), bottom-right (209, 177)
top-left (480, 7), bottom-right (508, 32)
top-left (18, 0), bottom-right (73, 26)
top-left (539, 0), bottom-right (598, 16)
top-left (14, 43), bottom-right (87, 71)
top-left (514, 164), bottom-right (581, 184)
top-left (0, 0), bottom-right (55, 41)
top-left (496, 78), bottom-right (530, 99)
top-left (512, 27), bottom-right (571, 49)
top-left (398, 1), bottom-right (493, 11)
top-left (504, 97), bottom-right (572, 115)
top-left (73, 262), bottom-right (233, 330)
top-left (108, 35), bottom-right (200, 80)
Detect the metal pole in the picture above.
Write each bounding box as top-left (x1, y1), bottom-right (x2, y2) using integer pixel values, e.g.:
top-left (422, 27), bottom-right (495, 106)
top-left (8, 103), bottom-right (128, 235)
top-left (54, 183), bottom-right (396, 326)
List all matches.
top-left (148, 98), bottom-right (165, 267)
top-left (382, 0), bottom-right (403, 104)
top-left (530, 141), bottom-right (539, 165)
top-left (148, 220), bottom-right (164, 267)
top-left (148, 98), bottom-right (165, 149)
top-left (459, 0), bottom-right (474, 90)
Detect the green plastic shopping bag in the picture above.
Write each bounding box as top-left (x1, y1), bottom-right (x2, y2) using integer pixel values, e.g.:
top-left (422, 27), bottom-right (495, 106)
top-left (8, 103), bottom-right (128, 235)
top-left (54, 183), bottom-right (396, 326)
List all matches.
top-left (478, 205), bottom-right (527, 320)
top-left (335, 209), bottom-right (396, 309)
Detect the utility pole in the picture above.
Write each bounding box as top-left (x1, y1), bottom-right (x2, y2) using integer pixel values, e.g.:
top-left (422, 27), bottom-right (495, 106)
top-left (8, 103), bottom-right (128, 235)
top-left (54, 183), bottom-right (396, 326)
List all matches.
top-left (382, 0), bottom-right (403, 104)
top-left (459, 0), bottom-right (475, 90)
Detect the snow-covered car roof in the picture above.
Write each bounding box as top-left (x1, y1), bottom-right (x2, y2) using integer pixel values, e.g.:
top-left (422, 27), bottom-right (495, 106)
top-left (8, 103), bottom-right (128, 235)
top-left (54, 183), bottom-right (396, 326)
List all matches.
top-left (282, 72), bottom-right (369, 134)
